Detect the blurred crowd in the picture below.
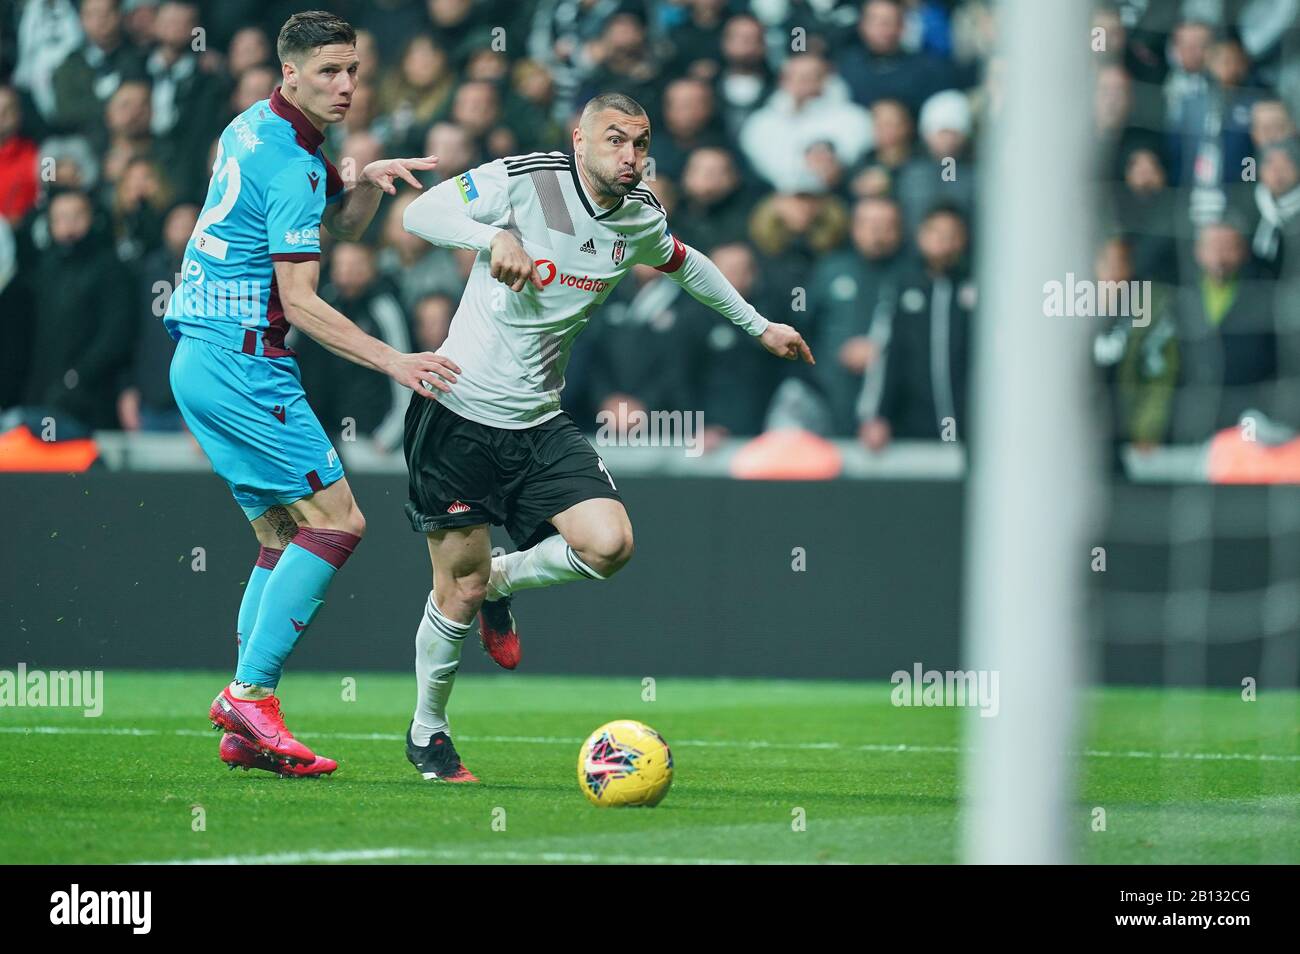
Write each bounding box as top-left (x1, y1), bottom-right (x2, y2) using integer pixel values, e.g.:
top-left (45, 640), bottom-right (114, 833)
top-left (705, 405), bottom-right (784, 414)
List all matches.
top-left (1, 0), bottom-right (1299, 460)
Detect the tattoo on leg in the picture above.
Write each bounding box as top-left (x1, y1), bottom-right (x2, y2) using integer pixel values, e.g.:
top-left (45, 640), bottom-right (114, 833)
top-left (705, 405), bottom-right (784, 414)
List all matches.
top-left (265, 506), bottom-right (300, 547)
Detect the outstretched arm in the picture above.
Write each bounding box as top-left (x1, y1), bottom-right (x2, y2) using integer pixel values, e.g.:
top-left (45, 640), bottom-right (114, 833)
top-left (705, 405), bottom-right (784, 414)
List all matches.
top-left (274, 258), bottom-right (459, 399)
top-left (324, 155), bottom-right (439, 241)
top-left (660, 241), bottom-right (815, 364)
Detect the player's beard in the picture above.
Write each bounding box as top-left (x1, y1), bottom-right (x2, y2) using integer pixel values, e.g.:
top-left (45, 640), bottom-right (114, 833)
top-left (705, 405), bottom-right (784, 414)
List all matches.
top-left (587, 158), bottom-right (640, 200)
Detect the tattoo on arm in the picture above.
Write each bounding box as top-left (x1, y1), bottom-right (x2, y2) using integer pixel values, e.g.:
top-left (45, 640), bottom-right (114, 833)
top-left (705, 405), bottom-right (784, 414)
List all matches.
top-left (265, 506), bottom-right (300, 547)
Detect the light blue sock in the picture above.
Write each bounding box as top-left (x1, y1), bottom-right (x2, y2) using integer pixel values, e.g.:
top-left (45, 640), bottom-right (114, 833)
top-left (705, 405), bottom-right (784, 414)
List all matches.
top-left (235, 547), bottom-right (283, 670)
top-left (236, 529), bottom-right (360, 689)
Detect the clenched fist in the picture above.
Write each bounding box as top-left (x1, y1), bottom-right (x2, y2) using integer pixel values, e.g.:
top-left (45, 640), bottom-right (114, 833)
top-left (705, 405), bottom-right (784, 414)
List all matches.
top-left (489, 232), bottom-right (544, 292)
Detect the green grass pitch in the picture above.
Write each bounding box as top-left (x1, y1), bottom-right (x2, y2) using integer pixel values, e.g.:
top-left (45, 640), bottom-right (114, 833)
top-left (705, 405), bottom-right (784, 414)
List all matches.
top-left (0, 673), bottom-right (1295, 864)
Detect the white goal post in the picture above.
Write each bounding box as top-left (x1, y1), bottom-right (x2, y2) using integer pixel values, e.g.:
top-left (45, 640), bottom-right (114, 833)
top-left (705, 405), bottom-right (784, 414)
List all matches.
top-left (961, 0), bottom-right (1099, 864)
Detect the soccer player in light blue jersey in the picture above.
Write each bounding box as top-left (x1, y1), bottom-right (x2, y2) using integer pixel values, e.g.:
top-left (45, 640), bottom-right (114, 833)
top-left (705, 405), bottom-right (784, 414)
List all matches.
top-left (164, 10), bottom-right (460, 776)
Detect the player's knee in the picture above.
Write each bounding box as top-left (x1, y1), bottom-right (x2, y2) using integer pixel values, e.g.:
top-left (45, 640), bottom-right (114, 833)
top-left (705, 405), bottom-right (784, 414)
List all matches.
top-left (324, 501), bottom-right (366, 538)
top-left (441, 572), bottom-right (488, 615)
top-left (581, 526), bottom-right (634, 577)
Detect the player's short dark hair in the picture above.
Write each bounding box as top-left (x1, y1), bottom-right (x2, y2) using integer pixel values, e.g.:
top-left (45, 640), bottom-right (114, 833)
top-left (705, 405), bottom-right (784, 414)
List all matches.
top-left (581, 92), bottom-right (647, 125)
top-left (276, 10), bottom-right (356, 65)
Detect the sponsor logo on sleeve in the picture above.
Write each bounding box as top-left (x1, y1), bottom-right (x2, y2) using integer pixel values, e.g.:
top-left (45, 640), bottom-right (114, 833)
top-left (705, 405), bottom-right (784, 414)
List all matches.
top-left (282, 226), bottom-right (320, 247)
top-left (456, 171), bottom-right (479, 203)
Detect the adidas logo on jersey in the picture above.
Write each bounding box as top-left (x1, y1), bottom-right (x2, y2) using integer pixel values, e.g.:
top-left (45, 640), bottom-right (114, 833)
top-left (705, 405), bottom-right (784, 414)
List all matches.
top-left (579, 238), bottom-right (596, 255)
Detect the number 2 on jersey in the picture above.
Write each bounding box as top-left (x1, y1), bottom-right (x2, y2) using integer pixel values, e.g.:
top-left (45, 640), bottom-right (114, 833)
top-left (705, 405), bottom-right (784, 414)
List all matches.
top-left (191, 144), bottom-right (242, 261)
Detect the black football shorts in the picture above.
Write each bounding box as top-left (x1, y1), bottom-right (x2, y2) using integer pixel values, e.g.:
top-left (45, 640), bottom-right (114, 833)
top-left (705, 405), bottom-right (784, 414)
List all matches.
top-left (403, 395), bottom-right (623, 550)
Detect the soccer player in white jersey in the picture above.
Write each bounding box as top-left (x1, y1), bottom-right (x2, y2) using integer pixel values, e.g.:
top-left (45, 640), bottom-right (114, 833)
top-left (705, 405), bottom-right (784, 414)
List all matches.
top-left (398, 92), bottom-right (813, 782)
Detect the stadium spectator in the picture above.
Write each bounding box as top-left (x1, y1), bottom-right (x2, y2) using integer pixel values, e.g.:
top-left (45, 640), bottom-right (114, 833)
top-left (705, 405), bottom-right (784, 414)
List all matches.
top-left (336, 131), bottom-right (386, 243)
top-left (1091, 237), bottom-right (1178, 450)
top-left (565, 265), bottom-right (692, 433)
top-left (224, 26), bottom-right (273, 78)
top-left (672, 146), bottom-right (753, 254)
top-left (836, 0), bottom-right (957, 115)
top-left (502, 59), bottom-right (564, 154)
top-left (110, 154), bottom-right (170, 264)
top-left (229, 64), bottom-right (277, 116)
top-left (340, 124), bottom-right (385, 169)
top-left (463, 48), bottom-right (508, 84)
top-left (651, 77), bottom-right (726, 182)
top-left (146, 1), bottom-right (227, 202)
top-left (1094, 62), bottom-right (1159, 184)
top-left (712, 13), bottom-right (774, 140)
top-left (666, 0), bottom-right (729, 81)
top-left (1172, 30), bottom-right (1263, 226)
top-left (568, 242), bottom-right (777, 441)
top-left (293, 242), bottom-right (413, 453)
top-left (11, 0), bottom-right (84, 122)
top-left (1251, 98), bottom-right (1297, 151)
top-left (353, 29), bottom-right (382, 85)
top-left (421, 0), bottom-right (488, 69)
top-left (412, 291), bottom-right (455, 353)
top-left (50, 0), bottom-right (148, 136)
top-left (749, 190), bottom-right (850, 305)
top-left (423, 121), bottom-right (478, 181)
top-left (1169, 221), bottom-right (1278, 441)
top-left (690, 241), bottom-right (782, 440)
top-left (118, 201), bottom-right (198, 432)
top-left (1110, 145), bottom-right (1179, 283)
top-left (808, 196), bottom-right (907, 436)
top-left (17, 189), bottom-right (133, 435)
top-left (376, 34), bottom-right (456, 151)
top-left (575, 11), bottom-right (663, 125)
top-left (739, 53), bottom-right (872, 194)
top-left (847, 98), bottom-right (928, 202)
top-left (858, 204), bottom-right (973, 451)
top-left (377, 191), bottom-right (463, 312)
top-left (1247, 138), bottom-right (1300, 278)
top-left (101, 77), bottom-right (154, 171)
top-left (894, 88), bottom-right (977, 233)
top-left (1164, 19), bottom-right (1215, 133)
top-left (120, 0), bottom-right (157, 51)
top-left (334, 81), bottom-right (380, 141)
top-left (38, 134), bottom-right (100, 194)
top-left (448, 79), bottom-right (508, 159)
top-left (0, 85), bottom-right (39, 222)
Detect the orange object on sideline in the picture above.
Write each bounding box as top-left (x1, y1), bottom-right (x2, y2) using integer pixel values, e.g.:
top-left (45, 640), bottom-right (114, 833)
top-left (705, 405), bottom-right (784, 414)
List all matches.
top-left (1206, 427), bottom-right (1300, 483)
top-left (0, 425), bottom-right (99, 472)
top-left (729, 428), bottom-right (843, 480)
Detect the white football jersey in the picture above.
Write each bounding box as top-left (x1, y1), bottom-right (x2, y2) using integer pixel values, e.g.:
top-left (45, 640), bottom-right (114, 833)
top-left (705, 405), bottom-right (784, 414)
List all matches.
top-left (404, 151), bottom-right (686, 428)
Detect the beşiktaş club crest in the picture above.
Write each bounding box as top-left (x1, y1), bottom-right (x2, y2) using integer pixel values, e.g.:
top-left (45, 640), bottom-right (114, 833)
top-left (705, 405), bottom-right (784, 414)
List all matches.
top-left (612, 239), bottom-right (627, 266)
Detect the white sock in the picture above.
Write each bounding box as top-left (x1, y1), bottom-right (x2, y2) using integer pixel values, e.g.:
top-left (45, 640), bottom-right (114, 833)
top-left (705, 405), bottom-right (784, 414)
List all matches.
top-left (487, 534), bottom-right (605, 600)
top-left (229, 680), bottom-right (273, 701)
top-left (411, 590), bottom-right (471, 745)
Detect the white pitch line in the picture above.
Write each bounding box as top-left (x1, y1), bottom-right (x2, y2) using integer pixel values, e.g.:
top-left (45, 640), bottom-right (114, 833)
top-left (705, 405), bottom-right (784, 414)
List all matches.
top-left (127, 846), bottom-right (838, 866)
top-left (1, 724), bottom-right (1297, 762)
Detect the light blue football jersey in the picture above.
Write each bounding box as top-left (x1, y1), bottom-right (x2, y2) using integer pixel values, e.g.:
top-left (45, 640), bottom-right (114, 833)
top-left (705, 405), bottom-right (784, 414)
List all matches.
top-left (163, 87), bottom-right (343, 357)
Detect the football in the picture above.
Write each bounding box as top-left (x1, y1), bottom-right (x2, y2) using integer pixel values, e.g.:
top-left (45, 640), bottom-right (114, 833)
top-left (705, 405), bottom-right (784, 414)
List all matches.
top-left (577, 720), bottom-right (674, 807)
